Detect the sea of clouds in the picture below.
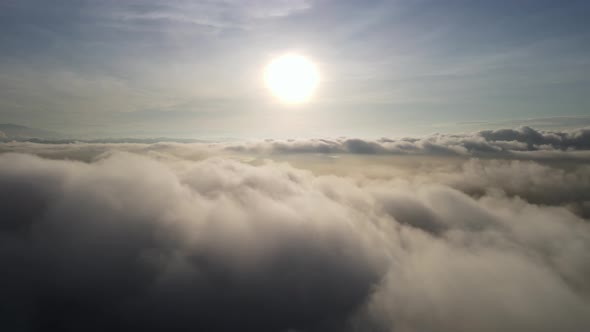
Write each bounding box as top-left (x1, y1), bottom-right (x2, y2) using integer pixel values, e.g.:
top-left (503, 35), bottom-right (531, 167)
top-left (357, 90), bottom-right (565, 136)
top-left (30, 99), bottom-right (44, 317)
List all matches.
top-left (1, 126), bottom-right (590, 331)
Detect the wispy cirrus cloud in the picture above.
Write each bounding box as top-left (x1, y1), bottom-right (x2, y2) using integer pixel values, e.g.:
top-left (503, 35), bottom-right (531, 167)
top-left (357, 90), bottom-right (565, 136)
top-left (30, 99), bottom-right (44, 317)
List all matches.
top-left (109, 0), bottom-right (313, 31)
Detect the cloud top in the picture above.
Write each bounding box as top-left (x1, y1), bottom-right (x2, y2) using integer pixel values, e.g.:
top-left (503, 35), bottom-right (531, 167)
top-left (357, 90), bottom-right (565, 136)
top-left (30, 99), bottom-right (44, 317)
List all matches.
top-left (224, 126), bottom-right (590, 157)
top-left (1, 140), bottom-right (590, 331)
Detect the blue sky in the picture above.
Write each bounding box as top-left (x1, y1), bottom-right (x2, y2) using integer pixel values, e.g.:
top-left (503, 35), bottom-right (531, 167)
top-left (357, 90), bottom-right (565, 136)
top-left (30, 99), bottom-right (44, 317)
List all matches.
top-left (1, 0), bottom-right (589, 138)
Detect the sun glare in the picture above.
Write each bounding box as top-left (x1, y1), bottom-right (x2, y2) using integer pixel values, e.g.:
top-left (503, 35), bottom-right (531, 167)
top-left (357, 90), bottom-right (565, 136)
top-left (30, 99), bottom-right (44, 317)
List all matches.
top-left (264, 54), bottom-right (320, 104)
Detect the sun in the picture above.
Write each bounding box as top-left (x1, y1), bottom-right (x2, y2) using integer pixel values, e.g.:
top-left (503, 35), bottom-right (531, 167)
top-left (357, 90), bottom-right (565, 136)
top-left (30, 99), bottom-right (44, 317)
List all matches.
top-left (264, 54), bottom-right (320, 104)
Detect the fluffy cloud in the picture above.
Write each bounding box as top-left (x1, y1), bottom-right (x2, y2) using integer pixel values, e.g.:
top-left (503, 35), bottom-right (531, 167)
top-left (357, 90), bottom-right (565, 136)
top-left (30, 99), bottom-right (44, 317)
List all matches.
top-left (0, 153), bottom-right (386, 331)
top-left (224, 126), bottom-right (590, 158)
top-left (3, 126), bottom-right (590, 159)
top-left (1, 139), bottom-right (590, 331)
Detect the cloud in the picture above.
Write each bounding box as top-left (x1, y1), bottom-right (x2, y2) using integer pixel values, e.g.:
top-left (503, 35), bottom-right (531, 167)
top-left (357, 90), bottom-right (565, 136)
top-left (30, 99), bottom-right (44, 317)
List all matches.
top-left (1, 142), bottom-right (590, 331)
top-left (222, 126), bottom-right (590, 159)
top-left (6, 126), bottom-right (590, 159)
top-left (111, 0), bottom-right (312, 30)
top-left (478, 126), bottom-right (590, 150)
top-left (0, 152), bottom-right (386, 331)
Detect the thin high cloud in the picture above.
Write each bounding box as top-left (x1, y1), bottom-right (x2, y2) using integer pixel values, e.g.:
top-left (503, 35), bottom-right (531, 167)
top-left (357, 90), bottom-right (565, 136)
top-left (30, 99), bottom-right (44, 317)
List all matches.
top-left (111, 0), bottom-right (312, 31)
top-left (1, 138), bottom-right (589, 331)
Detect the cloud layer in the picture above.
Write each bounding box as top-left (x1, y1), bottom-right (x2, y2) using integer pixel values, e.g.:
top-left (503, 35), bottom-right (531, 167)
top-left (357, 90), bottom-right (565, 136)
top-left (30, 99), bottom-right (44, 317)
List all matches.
top-left (1, 129), bottom-right (590, 331)
top-left (225, 126), bottom-right (590, 158)
top-left (5, 126), bottom-right (590, 160)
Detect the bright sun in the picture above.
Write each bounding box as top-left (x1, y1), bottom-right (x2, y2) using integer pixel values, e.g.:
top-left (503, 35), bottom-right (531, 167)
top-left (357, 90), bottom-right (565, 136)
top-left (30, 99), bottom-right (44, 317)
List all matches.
top-left (264, 54), bottom-right (320, 104)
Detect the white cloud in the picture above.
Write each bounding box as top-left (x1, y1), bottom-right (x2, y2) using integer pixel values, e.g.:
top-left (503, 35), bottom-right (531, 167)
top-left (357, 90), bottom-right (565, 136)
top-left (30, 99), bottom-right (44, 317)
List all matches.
top-left (1, 140), bottom-right (589, 331)
top-left (220, 126), bottom-right (590, 158)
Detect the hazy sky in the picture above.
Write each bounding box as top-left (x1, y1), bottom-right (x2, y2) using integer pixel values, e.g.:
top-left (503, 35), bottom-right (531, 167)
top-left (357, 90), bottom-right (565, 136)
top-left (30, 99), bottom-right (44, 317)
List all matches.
top-left (1, 0), bottom-right (589, 138)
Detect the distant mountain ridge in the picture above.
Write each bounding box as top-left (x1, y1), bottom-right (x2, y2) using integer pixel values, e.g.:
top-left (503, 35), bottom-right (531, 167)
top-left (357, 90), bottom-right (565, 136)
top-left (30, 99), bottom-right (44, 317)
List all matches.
top-left (0, 124), bottom-right (61, 139)
top-left (0, 124), bottom-right (214, 143)
top-left (19, 137), bottom-right (209, 144)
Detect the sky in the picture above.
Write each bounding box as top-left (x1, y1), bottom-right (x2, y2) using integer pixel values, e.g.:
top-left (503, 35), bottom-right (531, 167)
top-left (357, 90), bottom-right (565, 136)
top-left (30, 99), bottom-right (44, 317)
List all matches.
top-left (1, 0), bottom-right (589, 138)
